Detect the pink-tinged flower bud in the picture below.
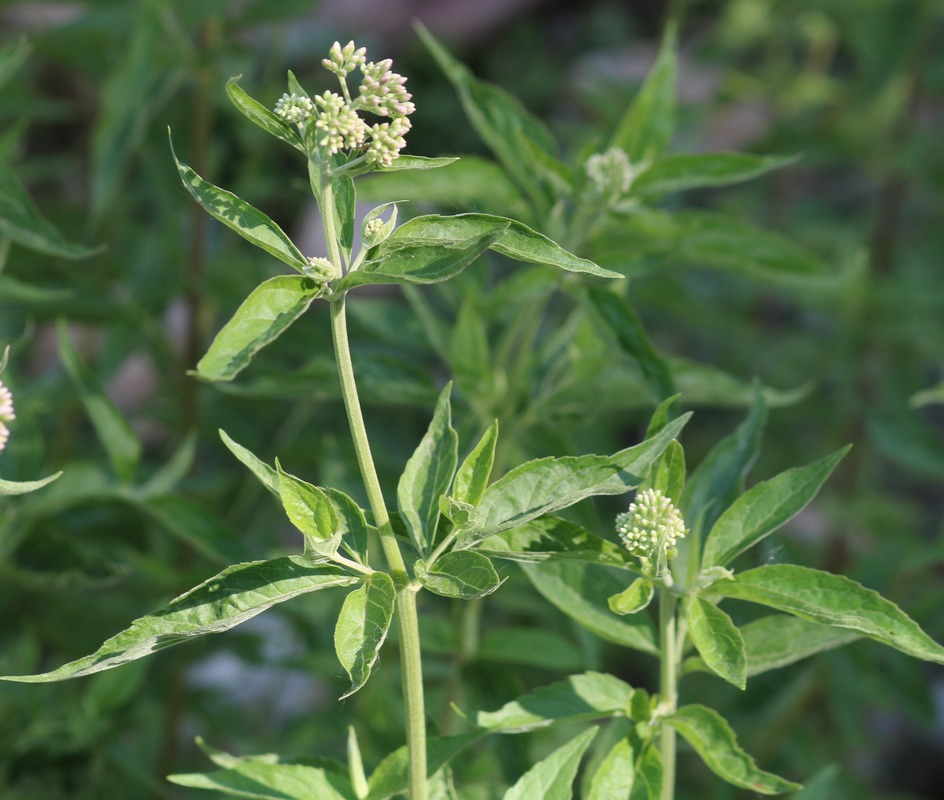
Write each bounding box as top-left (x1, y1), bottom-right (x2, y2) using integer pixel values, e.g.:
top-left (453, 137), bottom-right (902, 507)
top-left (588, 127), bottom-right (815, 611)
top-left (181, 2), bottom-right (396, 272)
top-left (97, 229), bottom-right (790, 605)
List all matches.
top-left (0, 380), bottom-right (15, 454)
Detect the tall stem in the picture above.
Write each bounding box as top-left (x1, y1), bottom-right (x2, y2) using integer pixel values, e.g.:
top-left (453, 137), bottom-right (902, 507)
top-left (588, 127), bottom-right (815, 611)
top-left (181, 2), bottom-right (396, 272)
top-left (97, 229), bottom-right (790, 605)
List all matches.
top-left (658, 589), bottom-right (678, 800)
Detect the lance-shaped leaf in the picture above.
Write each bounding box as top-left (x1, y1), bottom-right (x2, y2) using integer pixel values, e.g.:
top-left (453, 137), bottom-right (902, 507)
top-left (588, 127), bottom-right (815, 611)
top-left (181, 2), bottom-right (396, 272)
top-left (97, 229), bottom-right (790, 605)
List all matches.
top-left (1, 557), bottom-right (358, 682)
top-left (609, 578), bottom-right (655, 616)
top-left (666, 705), bottom-right (802, 794)
top-left (452, 420), bottom-right (498, 507)
top-left (416, 551), bottom-right (502, 600)
top-left (685, 596), bottom-right (746, 689)
top-left (632, 152), bottom-right (799, 196)
top-left (458, 413), bottom-right (690, 547)
top-left (701, 446), bottom-right (850, 568)
top-left (378, 155), bottom-right (460, 172)
top-left (194, 275), bottom-right (323, 382)
top-left (334, 573), bottom-right (396, 699)
top-left (367, 733), bottom-right (484, 800)
top-left (171, 132), bottom-right (308, 271)
top-left (58, 321), bottom-right (141, 483)
top-left (333, 215), bottom-right (509, 292)
top-left (226, 76), bottom-right (304, 153)
top-left (0, 472), bottom-right (62, 497)
top-left (503, 727), bottom-right (597, 800)
top-left (631, 745), bottom-right (663, 800)
top-left (587, 738), bottom-right (635, 800)
top-left (711, 564), bottom-right (944, 664)
top-left (169, 762), bottom-right (355, 799)
top-left (684, 615), bottom-right (860, 679)
top-left (397, 383), bottom-right (458, 553)
top-left (476, 671), bottom-right (633, 733)
top-left (219, 429), bottom-right (279, 496)
top-left (277, 464), bottom-right (341, 558)
top-left (324, 487), bottom-right (370, 564)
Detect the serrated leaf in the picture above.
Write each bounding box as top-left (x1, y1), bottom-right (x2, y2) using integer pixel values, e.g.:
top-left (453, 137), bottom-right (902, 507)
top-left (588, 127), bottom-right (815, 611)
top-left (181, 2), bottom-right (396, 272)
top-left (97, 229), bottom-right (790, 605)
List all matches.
top-left (502, 727), bottom-right (597, 800)
top-left (194, 275), bottom-right (322, 382)
top-left (476, 671), bottom-right (633, 733)
top-left (416, 551), bottom-right (501, 599)
top-left (666, 705), bottom-right (801, 794)
top-left (523, 561), bottom-right (657, 654)
top-left (453, 420), bottom-right (498, 507)
top-left (587, 738), bottom-right (635, 800)
top-left (0, 472), bottom-right (62, 497)
top-left (475, 516), bottom-right (632, 568)
top-left (701, 446), bottom-right (850, 568)
top-left (168, 761), bottom-right (355, 799)
top-left (171, 132), bottom-right (308, 271)
top-left (57, 320), bottom-right (141, 483)
top-left (711, 564), bottom-right (944, 664)
top-left (633, 152), bottom-right (799, 196)
top-left (458, 413), bottom-right (690, 547)
top-left (219, 429), bottom-right (279, 496)
top-left (333, 215), bottom-right (509, 292)
top-left (226, 76), bottom-right (304, 153)
top-left (277, 464), bottom-right (341, 557)
top-left (1, 557), bottom-right (357, 682)
top-left (685, 596), bottom-right (746, 689)
top-left (397, 383), bottom-right (458, 553)
top-left (609, 578), bottom-right (654, 615)
top-left (334, 573), bottom-right (396, 699)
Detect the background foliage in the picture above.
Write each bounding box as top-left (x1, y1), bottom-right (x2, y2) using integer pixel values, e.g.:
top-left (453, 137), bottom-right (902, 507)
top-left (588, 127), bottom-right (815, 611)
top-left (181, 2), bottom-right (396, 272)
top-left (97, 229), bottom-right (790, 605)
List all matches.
top-left (0, 1), bottom-right (942, 798)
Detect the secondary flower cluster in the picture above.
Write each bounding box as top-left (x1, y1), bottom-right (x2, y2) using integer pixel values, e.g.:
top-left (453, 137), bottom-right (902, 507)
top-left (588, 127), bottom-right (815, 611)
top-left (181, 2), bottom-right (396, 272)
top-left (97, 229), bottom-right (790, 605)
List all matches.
top-left (585, 147), bottom-right (635, 200)
top-left (615, 488), bottom-right (686, 559)
top-left (0, 380), bottom-right (14, 454)
top-left (274, 41), bottom-right (415, 168)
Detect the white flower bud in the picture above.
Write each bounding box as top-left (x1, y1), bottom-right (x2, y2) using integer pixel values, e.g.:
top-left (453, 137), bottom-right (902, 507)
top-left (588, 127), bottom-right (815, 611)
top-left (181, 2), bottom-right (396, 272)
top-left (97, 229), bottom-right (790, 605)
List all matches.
top-left (615, 488), bottom-right (686, 559)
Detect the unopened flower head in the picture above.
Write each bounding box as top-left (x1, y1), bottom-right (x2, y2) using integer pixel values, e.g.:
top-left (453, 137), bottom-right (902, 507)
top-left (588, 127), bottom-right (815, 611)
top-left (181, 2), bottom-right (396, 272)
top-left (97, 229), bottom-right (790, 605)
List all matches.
top-left (365, 117), bottom-right (411, 167)
top-left (586, 147), bottom-right (635, 199)
top-left (0, 380), bottom-right (14, 454)
top-left (313, 91), bottom-right (368, 154)
top-left (358, 59), bottom-right (415, 118)
top-left (306, 256), bottom-right (339, 283)
top-left (274, 92), bottom-right (315, 126)
top-left (322, 40), bottom-right (367, 78)
top-left (615, 488), bottom-right (686, 559)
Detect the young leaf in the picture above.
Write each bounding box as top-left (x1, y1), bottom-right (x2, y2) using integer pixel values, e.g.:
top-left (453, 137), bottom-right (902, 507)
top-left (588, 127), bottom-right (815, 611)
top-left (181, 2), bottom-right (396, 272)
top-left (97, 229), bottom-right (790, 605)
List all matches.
top-left (334, 572), bottom-right (396, 699)
top-left (219, 429), bottom-right (279, 496)
top-left (449, 294), bottom-right (493, 402)
top-left (0, 557), bottom-right (358, 682)
top-left (502, 727), bottom-right (598, 800)
top-left (644, 393), bottom-right (681, 438)
top-left (348, 726), bottom-right (369, 800)
top-left (225, 76), bottom-right (304, 153)
top-left (522, 561), bottom-right (658, 655)
top-left (333, 215), bottom-right (509, 292)
top-left (277, 463), bottom-right (341, 558)
top-left (610, 25), bottom-right (676, 162)
top-left (324, 487), bottom-right (371, 564)
top-left (334, 173), bottom-right (356, 262)
top-left (0, 472), bottom-right (62, 497)
top-left (397, 383), bottom-right (458, 553)
top-left (476, 671), bottom-right (633, 733)
top-left (458, 413), bottom-right (690, 547)
top-left (169, 761), bottom-right (355, 799)
top-left (609, 578), bottom-right (655, 615)
top-left (57, 320), bottom-right (141, 483)
top-left (415, 551), bottom-right (502, 600)
top-left (452, 420), bottom-right (498, 507)
top-left (711, 564), bottom-right (944, 664)
top-left (644, 439), bottom-right (685, 505)
top-left (701, 446), bottom-right (850, 568)
top-left (378, 155), bottom-right (460, 172)
top-left (665, 705), bottom-right (802, 794)
top-left (587, 738), bottom-right (635, 800)
top-left (194, 275), bottom-right (323, 382)
top-left (171, 132), bottom-right (308, 271)
top-left (685, 596), bottom-right (747, 690)
top-left (631, 745), bottom-right (663, 800)
top-left (632, 152), bottom-right (799, 196)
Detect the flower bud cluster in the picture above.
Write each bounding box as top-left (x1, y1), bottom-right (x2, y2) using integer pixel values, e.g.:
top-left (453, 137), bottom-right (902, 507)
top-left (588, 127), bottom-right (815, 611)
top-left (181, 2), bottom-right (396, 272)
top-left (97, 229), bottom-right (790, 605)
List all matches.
top-left (586, 147), bottom-right (635, 200)
top-left (275, 41), bottom-right (415, 167)
top-left (615, 488), bottom-right (686, 559)
top-left (0, 380), bottom-right (15, 454)
top-left (306, 256), bottom-right (339, 283)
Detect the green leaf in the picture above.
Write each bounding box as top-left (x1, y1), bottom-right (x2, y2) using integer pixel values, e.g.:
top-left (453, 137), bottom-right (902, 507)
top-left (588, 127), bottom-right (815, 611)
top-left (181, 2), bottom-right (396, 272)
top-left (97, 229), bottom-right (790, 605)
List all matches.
top-left (502, 727), bottom-right (597, 800)
top-left (0, 472), bottom-right (62, 497)
top-left (631, 745), bottom-right (663, 800)
top-left (711, 564), bottom-right (944, 664)
top-left (458, 413), bottom-right (690, 547)
top-left (587, 738), bottom-right (635, 800)
top-left (378, 155), bottom-right (460, 172)
top-left (226, 76), bottom-right (304, 153)
top-left (685, 596), bottom-right (746, 689)
top-left (277, 464), bottom-right (341, 558)
top-left (477, 627), bottom-right (583, 671)
top-left (448, 294), bottom-right (493, 401)
top-left (366, 733), bottom-right (484, 800)
top-left (57, 320), bottom-right (141, 483)
top-left (608, 578), bottom-right (654, 615)
top-left (194, 275), bottom-right (323, 382)
top-left (334, 573), bottom-right (396, 699)
top-left (633, 153), bottom-right (799, 196)
top-left (171, 132), bottom-right (308, 271)
top-left (334, 173), bottom-right (356, 262)
top-left (644, 439), bottom-right (685, 506)
top-left (684, 616), bottom-right (860, 678)
top-left (1, 557), bottom-right (357, 682)
top-left (453, 420), bottom-right (498, 507)
top-left (584, 285), bottom-right (674, 400)
top-left (522, 561), bottom-right (657, 654)
top-left (666, 705), bottom-right (801, 794)
top-left (0, 36), bottom-right (30, 89)
top-left (397, 383), bottom-right (458, 553)
top-left (701, 446), bottom-right (850, 568)
top-left (333, 214), bottom-right (509, 292)
top-left (324, 487), bottom-right (370, 564)
top-left (610, 25), bottom-right (676, 162)
top-left (476, 671), bottom-right (633, 733)
top-left (219, 429), bottom-right (280, 496)
top-left (169, 761), bottom-right (355, 799)
top-left (416, 551), bottom-right (502, 600)
top-left (475, 516), bottom-right (632, 569)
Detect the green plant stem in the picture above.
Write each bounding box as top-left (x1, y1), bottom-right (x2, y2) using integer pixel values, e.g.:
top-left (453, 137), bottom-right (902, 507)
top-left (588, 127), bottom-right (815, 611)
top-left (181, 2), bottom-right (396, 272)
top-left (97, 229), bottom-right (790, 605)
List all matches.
top-left (658, 588), bottom-right (678, 800)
